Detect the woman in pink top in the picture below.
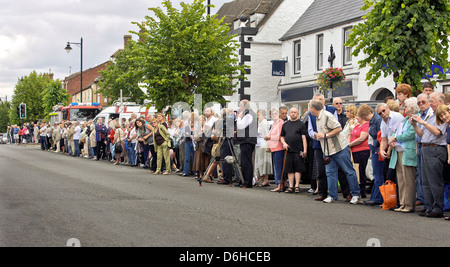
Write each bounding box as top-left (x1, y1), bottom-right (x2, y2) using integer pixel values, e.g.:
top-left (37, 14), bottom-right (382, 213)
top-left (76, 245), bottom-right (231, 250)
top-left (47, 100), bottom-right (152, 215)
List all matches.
top-left (265, 107), bottom-right (285, 192)
top-left (349, 111), bottom-right (370, 198)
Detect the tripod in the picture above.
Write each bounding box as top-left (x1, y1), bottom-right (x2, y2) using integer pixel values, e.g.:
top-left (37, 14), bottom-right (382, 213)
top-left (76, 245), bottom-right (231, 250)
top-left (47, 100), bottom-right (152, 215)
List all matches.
top-left (198, 137), bottom-right (244, 186)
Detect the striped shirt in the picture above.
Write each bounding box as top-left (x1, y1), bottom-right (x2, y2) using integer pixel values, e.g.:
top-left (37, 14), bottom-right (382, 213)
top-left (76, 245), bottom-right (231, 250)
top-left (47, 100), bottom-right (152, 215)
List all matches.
top-left (316, 109), bottom-right (348, 156)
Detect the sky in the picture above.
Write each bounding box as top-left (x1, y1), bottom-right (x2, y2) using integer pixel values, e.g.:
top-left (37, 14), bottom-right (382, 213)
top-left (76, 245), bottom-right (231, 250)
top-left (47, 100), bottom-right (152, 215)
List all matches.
top-left (0, 0), bottom-right (232, 101)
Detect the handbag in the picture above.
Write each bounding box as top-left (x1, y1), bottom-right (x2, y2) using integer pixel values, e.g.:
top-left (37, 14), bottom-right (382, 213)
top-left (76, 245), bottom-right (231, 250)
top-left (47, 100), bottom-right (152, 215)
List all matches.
top-left (351, 152), bottom-right (360, 184)
top-left (211, 138), bottom-right (222, 158)
top-left (366, 158), bottom-right (374, 181)
top-left (379, 180), bottom-right (397, 210)
top-left (114, 130), bottom-right (123, 154)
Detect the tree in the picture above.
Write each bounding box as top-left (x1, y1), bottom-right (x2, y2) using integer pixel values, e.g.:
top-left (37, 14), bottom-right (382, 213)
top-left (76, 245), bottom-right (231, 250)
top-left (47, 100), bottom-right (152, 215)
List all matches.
top-left (131, 0), bottom-right (244, 111)
top-left (98, 40), bottom-right (146, 105)
top-left (346, 0), bottom-right (450, 93)
top-left (10, 71), bottom-right (51, 124)
top-left (42, 79), bottom-right (70, 117)
top-left (0, 101), bottom-right (11, 132)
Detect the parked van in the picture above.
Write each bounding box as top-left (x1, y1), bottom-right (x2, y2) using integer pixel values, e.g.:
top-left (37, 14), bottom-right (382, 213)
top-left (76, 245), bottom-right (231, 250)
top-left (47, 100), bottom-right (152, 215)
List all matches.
top-left (93, 101), bottom-right (158, 124)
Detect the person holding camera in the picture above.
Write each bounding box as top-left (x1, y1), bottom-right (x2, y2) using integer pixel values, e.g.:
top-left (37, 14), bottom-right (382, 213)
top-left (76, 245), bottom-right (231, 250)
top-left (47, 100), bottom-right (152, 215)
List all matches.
top-left (309, 99), bottom-right (361, 204)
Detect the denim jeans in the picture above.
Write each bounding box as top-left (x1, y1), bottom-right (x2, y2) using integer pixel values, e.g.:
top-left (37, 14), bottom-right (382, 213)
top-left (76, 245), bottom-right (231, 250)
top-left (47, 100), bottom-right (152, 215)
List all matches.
top-left (74, 139), bottom-right (80, 157)
top-left (272, 150), bottom-right (285, 186)
top-left (184, 141), bottom-right (195, 175)
top-left (128, 142), bottom-right (136, 165)
top-left (40, 136), bottom-right (47, 150)
top-left (325, 146), bottom-right (360, 200)
top-left (369, 147), bottom-right (385, 203)
top-left (416, 145), bottom-right (425, 204)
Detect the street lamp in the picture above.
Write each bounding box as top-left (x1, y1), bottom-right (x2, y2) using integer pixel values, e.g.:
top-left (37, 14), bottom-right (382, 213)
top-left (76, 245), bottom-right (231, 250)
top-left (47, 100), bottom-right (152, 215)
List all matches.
top-left (65, 37), bottom-right (83, 103)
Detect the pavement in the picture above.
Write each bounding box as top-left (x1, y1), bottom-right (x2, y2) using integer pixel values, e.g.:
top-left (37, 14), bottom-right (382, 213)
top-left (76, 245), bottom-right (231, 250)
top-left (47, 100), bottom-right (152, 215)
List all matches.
top-left (0, 143), bottom-right (449, 247)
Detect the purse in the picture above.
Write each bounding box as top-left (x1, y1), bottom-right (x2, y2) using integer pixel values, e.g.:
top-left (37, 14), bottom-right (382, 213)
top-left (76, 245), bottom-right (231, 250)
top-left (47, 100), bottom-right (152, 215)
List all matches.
top-left (115, 130), bottom-right (123, 154)
top-left (211, 137), bottom-right (222, 157)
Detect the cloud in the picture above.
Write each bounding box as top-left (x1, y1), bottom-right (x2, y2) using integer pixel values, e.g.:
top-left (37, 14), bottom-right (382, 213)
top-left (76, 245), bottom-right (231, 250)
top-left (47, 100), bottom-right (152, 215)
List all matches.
top-left (0, 0), bottom-right (231, 101)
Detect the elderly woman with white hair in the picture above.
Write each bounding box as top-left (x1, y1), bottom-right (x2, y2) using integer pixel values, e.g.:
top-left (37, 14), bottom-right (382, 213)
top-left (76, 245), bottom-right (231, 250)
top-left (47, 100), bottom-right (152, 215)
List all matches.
top-left (388, 96), bottom-right (419, 213)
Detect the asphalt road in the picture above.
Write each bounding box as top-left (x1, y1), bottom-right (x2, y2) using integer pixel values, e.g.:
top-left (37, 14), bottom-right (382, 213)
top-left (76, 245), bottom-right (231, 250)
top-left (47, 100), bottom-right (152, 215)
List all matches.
top-left (0, 144), bottom-right (449, 247)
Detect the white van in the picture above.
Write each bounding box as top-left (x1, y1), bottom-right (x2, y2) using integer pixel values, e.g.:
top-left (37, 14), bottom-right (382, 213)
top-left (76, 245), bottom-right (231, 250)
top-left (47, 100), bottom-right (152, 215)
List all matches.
top-left (93, 102), bottom-right (158, 124)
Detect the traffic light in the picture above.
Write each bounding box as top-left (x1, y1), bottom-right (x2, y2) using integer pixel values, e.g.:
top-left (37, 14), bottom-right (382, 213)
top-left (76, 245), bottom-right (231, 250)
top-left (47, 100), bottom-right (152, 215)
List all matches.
top-left (19, 103), bottom-right (26, 119)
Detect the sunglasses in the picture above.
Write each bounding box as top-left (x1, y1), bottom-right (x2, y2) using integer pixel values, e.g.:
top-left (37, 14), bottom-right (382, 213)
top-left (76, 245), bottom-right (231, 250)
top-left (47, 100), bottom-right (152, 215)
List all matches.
top-left (335, 102), bottom-right (343, 105)
top-left (417, 100), bottom-right (427, 105)
top-left (378, 109), bottom-right (386, 116)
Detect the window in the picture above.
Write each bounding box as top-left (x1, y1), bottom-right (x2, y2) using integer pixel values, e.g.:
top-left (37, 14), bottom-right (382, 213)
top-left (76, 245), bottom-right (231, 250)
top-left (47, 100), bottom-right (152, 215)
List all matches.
top-left (444, 85), bottom-right (450, 93)
top-left (294, 40), bottom-right (301, 74)
top-left (317, 34), bottom-right (324, 70)
top-left (343, 27), bottom-right (353, 65)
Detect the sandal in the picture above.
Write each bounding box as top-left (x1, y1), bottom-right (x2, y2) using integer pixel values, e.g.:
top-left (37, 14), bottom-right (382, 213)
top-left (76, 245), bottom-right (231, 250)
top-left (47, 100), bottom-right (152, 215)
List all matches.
top-left (295, 187), bottom-right (300, 193)
top-left (445, 216), bottom-right (450, 221)
top-left (285, 187), bottom-right (294, 193)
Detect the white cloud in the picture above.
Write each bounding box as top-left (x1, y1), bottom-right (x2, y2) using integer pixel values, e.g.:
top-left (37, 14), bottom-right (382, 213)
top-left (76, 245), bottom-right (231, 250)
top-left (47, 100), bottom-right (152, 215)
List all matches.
top-left (0, 0), bottom-right (231, 100)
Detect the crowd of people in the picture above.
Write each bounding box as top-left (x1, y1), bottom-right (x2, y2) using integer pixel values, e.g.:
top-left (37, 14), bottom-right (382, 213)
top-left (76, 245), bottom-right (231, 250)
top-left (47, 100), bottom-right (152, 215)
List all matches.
top-left (5, 83), bottom-right (450, 221)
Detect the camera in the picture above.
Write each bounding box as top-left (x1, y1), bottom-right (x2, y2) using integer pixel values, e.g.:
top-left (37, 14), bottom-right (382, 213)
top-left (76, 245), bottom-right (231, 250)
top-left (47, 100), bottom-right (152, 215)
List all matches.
top-left (324, 157), bottom-right (331, 165)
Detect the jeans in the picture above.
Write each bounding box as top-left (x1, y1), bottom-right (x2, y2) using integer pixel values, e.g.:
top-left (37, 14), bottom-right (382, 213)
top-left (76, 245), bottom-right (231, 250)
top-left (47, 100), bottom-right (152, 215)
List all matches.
top-left (184, 141), bottom-right (195, 175)
top-left (128, 142), bottom-right (136, 165)
top-left (325, 146), bottom-right (361, 200)
top-left (74, 139), bottom-right (80, 157)
top-left (40, 136), bottom-right (47, 150)
top-left (416, 145), bottom-right (425, 204)
top-left (272, 150), bottom-right (285, 186)
top-left (369, 147), bottom-right (385, 203)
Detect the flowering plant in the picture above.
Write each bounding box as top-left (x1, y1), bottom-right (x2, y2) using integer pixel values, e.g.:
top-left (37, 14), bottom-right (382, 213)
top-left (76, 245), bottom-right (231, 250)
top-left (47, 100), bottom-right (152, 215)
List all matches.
top-left (316, 68), bottom-right (346, 91)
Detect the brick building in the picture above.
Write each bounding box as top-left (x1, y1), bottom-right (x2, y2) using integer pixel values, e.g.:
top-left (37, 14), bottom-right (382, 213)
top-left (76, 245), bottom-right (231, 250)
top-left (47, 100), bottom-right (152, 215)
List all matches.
top-left (64, 62), bottom-right (109, 105)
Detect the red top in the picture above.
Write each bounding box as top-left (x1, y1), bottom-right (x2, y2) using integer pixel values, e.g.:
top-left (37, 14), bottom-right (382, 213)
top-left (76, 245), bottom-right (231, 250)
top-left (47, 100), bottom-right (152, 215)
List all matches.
top-left (109, 129), bottom-right (115, 143)
top-left (350, 121), bottom-right (370, 152)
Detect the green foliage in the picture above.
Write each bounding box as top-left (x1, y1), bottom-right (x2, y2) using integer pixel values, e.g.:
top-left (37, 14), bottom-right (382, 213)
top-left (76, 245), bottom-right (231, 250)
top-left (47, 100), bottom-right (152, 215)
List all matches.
top-left (10, 71), bottom-right (51, 124)
top-left (131, 0), bottom-right (244, 111)
top-left (42, 79), bottom-right (70, 117)
top-left (98, 40), bottom-right (146, 105)
top-left (0, 101), bottom-right (11, 132)
top-left (345, 0), bottom-right (450, 92)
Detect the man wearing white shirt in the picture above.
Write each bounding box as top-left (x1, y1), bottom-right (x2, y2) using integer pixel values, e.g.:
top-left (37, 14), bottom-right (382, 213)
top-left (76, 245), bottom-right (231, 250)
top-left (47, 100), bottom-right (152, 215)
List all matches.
top-left (236, 100), bottom-right (257, 188)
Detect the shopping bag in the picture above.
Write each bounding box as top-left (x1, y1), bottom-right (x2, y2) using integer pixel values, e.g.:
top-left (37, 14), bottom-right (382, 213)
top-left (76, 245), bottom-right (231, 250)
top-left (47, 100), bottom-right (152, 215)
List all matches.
top-left (444, 184), bottom-right (450, 212)
top-left (379, 180), bottom-right (397, 210)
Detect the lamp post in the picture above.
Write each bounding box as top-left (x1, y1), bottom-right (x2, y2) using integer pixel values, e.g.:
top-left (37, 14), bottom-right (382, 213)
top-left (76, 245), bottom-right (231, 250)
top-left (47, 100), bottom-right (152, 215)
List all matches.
top-left (65, 37), bottom-right (83, 103)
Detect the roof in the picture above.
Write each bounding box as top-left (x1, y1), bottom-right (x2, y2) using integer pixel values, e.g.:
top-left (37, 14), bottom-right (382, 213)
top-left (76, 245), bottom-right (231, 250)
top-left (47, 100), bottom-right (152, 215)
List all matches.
top-left (216, 0), bottom-right (283, 30)
top-left (280, 0), bottom-right (367, 41)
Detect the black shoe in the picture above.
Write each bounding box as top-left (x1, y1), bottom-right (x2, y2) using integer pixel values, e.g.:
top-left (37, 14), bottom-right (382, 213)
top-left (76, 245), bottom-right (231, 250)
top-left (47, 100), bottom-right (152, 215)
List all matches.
top-left (364, 200), bottom-right (381, 206)
top-left (179, 173), bottom-right (189, 177)
top-left (417, 210), bottom-right (428, 217)
top-left (426, 212), bottom-right (444, 218)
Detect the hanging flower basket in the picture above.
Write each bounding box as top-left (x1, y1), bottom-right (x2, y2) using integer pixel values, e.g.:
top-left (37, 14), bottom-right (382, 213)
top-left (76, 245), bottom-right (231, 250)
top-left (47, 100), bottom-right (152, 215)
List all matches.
top-left (316, 68), bottom-right (346, 91)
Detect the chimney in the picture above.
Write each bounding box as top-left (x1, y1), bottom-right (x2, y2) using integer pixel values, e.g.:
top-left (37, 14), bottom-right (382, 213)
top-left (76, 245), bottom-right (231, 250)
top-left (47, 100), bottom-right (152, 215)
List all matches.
top-left (124, 35), bottom-right (132, 48)
top-left (139, 21), bottom-right (146, 44)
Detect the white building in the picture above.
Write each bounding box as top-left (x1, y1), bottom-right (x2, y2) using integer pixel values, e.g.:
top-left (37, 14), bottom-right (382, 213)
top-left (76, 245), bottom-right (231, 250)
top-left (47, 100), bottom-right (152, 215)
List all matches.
top-left (216, 0), bottom-right (314, 107)
top-left (278, 0), bottom-right (450, 107)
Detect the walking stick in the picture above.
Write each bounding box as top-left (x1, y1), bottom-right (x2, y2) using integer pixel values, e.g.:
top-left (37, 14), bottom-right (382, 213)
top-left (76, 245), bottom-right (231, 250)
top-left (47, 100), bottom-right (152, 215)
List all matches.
top-left (279, 149), bottom-right (288, 193)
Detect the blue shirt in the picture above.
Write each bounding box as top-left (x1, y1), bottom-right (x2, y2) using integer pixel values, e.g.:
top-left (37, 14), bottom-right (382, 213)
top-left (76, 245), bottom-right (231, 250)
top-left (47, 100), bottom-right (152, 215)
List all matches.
top-left (416, 107), bottom-right (431, 143)
top-left (447, 127), bottom-right (450, 145)
top-left (368, 112), bottom-right (382, 149)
